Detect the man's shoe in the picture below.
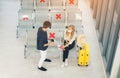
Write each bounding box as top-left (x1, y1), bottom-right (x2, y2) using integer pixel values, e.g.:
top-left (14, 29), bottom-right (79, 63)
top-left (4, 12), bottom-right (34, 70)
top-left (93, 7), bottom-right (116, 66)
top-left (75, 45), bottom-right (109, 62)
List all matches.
top-left (38, 67), bottom-right (47, 71)
top-left (44, 58), bottom-right (52, 62)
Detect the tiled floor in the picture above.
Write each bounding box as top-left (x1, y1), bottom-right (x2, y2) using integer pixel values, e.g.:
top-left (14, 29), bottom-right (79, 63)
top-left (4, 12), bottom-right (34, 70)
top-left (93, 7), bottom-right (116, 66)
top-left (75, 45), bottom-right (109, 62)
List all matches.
top-left (0, 0), bottom-right (107, 78)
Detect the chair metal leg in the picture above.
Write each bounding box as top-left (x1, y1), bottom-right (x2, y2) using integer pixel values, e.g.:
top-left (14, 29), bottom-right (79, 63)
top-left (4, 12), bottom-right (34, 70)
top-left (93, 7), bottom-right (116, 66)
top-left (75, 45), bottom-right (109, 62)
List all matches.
top-left (24, 45), bottom-right (27, 59)
top-left (16, 26), bottom-right (19, 38)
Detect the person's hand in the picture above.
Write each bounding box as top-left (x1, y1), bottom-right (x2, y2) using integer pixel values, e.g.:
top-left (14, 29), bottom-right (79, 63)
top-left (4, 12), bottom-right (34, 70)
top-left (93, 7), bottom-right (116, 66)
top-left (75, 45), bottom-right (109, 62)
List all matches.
top-left (44, 43), bottom-right (48, 47)
top-left (64, 44), bottom-right (69, 48)
top-left (49, 42), bottom-right (55, 46)
top-left (62, 46), bottom-right (66, 49)
top-left (66, 40), bottom-right (69, 44)
top-left (44, 42), bottom-right (52, 47)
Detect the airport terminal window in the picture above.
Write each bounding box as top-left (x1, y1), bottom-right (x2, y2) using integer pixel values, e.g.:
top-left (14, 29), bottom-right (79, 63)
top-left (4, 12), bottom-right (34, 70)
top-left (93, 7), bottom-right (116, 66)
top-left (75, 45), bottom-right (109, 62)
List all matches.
top-left (109, 36), bottom-right (119, 74)
top-left (106, 0), bottom-right (119, 60)
top-left (117, 65), bottom-right (120, 78)
top-left (103, 2), bottom-right (120, 75)
top-left (93, 0), bottom-right (120, 77)
top-left (105, 23), bottom-right (116, 62)
top-left (105, 23), bottom-right (120, 75)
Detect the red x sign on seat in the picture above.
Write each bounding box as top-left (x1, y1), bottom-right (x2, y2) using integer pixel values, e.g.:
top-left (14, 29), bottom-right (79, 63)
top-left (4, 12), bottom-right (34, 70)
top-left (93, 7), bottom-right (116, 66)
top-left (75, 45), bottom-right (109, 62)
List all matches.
top-left (22, 15), bottom-right (29, 21)
top-left (56, 14), bottom-right (61, 20)
top-left (69, 0), bottom-right (74, 5)
top-left (23, 17), bottom-right (29, 21)
top-left (49, 32), bottom-right (55, 39)
top-left (40, 0), bottom-right (45, 3)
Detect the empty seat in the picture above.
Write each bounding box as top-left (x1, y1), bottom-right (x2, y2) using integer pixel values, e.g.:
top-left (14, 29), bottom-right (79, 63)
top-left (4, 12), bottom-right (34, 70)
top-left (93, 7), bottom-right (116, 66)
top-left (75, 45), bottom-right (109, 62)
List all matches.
top-left (26, 29), bottom-right (37, 48)
top-left (65, 0), bottom-right (78, 11)
top-left (48, 29), bottom-right (61, 44)
top-left (35, 0), bottom-right (50, 10)
top-left (66, 10), bottom-right (82, 27)
top-left (66, 0), bottom-right (78, 6)
top-left (34, 10), bottom-right (50, 28)
top-left (18, 9), bottom-right (34, 28)
top-left (76, 25), bottom-right (84, 35)
top-left (24, 29), bottom-right (38, 58)
top-left (50, 11), bottom-right (67, 28)
top-left (50, 0), bottom-right (65, 10)
top-left (21, 0), bottom-right (34, 10)
top-left (47, 28), bottom-right (65, 59)
top-left (17, 9), bottom-right (34, 38)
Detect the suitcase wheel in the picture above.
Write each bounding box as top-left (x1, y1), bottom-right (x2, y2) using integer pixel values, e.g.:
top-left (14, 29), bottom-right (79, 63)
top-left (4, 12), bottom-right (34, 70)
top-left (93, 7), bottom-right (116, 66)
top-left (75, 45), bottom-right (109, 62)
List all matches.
top-left (78, 64), bottom-right (82, 66)
top-left (86, 65), bottom-right (88, 66)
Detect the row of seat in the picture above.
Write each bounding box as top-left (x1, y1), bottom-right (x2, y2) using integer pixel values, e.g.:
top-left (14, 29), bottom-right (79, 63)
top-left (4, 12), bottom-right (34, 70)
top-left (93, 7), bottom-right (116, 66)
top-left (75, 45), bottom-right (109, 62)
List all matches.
top-left (17, 9), bottom-right (82, 38)
top-left (17, 0), bottom-right (81, 38)
top-left (24, 26), bottom-right (84, 58)
top-left (18, 0), bottom-right (83, 59)
top-left (20, 0), bottom-right (78, 11)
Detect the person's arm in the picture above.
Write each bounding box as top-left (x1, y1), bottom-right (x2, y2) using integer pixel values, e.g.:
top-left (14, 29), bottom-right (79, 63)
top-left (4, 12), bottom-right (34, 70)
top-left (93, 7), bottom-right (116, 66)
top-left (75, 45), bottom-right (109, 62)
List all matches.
top-left (64, 43), bottom-right (69, 48)
top-left (44, 42), bottom-right (54, 46)
top-left (44, 43), bottom-right (50, 46)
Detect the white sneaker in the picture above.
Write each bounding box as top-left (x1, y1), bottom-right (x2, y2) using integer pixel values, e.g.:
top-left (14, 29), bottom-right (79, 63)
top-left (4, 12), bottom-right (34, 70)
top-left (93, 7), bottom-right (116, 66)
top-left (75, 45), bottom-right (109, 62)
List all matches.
top-left (61, 63), bottom-right (65, 67)
top-left (65, 59), bottom-right (68, 66)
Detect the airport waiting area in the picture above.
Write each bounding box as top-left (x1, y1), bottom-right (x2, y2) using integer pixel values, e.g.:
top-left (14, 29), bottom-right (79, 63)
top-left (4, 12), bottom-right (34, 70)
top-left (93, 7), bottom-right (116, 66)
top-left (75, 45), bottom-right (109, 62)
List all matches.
top-left (0, 0), bottom-right (120, 78)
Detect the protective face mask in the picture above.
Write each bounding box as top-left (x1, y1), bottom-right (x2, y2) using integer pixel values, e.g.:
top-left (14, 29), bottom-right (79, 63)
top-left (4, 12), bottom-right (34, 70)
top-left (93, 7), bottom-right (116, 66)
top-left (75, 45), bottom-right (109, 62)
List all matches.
top-left (47, 28), bottom-right (51, 31)
top-left (67, 30), bottom-right (72, 33)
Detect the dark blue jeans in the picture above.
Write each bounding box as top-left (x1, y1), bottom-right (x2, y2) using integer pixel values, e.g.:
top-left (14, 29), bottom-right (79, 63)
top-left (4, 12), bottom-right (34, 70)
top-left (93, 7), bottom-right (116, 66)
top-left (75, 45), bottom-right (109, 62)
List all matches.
top-left (63, 40), bottom-right (75, 62)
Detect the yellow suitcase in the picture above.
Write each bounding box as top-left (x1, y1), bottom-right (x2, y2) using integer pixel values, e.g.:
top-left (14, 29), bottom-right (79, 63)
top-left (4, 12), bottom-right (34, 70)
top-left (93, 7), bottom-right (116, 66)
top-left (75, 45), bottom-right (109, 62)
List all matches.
top-left (78, 43), bottom-right (90, 66)
top-left (78, 48), bottom-right (85, 66)
top-left (84, 43), bottom-right (90, 66)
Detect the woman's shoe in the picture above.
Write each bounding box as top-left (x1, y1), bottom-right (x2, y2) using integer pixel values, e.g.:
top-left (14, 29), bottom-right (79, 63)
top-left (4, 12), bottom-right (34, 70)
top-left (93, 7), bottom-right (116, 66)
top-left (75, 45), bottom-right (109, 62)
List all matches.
top-left (61, 63), bottom-right (65, 67)
top-left (65, 59), bottom-right (68, 66)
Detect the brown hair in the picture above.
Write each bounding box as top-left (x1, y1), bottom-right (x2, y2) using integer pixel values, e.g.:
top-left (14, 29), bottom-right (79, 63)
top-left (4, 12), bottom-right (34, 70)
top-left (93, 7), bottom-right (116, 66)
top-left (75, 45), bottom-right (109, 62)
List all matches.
top-left (66, 25), bottom-right (76, 39)
top-left (43, 21), bottom-right (51, 28)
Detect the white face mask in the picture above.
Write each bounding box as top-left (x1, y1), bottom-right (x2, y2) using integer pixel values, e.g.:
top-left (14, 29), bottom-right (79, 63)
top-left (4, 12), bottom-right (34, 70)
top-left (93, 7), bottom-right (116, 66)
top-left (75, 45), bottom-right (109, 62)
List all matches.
top-left (67, 30), bottom-right (72, 33)
top-left (47, 28), bottom-right (50, 31)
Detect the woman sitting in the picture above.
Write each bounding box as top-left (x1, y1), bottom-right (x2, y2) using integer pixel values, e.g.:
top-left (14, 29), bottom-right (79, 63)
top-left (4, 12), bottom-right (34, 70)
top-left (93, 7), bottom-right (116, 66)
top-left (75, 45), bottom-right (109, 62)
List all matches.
top-left (61, 25), bottom-right (77, 67)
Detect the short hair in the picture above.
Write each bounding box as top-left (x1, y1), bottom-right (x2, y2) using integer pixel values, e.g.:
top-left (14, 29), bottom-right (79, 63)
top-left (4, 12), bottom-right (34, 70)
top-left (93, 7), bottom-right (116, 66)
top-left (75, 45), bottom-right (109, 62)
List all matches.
top-left (43, 21), bottom-right (51, 28)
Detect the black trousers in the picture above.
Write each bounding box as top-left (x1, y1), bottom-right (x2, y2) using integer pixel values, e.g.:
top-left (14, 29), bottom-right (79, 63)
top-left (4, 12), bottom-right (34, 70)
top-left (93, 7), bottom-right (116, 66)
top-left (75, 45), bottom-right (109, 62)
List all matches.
top-left (63, 40), bottom-right (75, 62)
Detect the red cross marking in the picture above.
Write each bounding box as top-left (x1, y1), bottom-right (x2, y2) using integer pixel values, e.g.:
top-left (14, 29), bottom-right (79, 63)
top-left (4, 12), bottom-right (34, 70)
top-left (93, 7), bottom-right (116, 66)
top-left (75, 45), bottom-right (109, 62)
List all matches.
top-left (56, 14), bottom-right (61, 20)
top-left (22, 15), bottom-right (29, 21)
top-left (49, 32), bottom-right (55, 39)
top-left (40, 0), bottom-right (45, 3)
top-left (23, 17), bottom-right (29, 21)
top-left (69, 0), bottom-right (74, 5)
